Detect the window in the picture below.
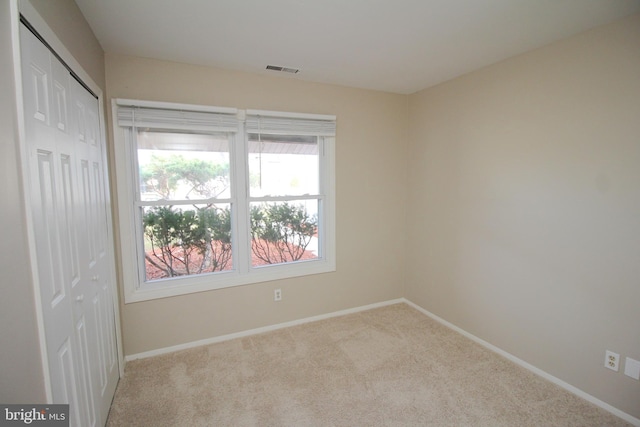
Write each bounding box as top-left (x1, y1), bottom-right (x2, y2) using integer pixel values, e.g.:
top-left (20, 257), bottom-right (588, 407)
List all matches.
top-left (113, 100), bottom-right (336, 302)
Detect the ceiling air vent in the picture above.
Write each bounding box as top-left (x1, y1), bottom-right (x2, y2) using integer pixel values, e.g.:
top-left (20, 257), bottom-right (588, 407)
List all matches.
top-left (266, 65), bottom-right (299, 74)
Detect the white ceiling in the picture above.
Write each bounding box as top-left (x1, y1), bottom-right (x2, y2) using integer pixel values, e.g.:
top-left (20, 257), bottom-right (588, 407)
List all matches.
top-left (74, 0), bottom-right (640, 94)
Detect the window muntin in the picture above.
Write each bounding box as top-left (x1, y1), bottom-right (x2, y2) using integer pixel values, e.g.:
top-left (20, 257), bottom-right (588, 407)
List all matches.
top-left (114, 99), bottom-right (335, 303)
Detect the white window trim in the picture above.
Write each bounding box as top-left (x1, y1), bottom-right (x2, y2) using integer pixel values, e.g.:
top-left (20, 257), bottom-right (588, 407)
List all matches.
top-left (112, 99), bottom-right (336, 303)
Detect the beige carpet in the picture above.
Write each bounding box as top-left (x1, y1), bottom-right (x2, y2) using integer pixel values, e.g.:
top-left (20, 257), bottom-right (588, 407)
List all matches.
top-left (107, 303), bottom-right (631, 426)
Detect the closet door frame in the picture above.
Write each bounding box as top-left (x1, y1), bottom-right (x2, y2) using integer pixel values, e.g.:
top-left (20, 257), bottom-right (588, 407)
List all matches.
top-left (10, 0), bottom-right (124, 402)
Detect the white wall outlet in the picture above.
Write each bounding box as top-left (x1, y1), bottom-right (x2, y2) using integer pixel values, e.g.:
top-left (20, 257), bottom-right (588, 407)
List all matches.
top-left (623, 357), bottom-right (640, 380)
top-left (274, 289), bottom-right (282, 302)
top-left (605, 350), bottom-right (620, 372)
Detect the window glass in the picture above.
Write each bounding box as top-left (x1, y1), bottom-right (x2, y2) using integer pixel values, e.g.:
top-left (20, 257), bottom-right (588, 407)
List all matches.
top-left (142, 203), bottom-right (232, 281)
top-left (250, 200), bottom-right (319, 267)
top-left (248, 133), bottom-right (318, 197)
top-left (137, 130), bottom-right (230, 201)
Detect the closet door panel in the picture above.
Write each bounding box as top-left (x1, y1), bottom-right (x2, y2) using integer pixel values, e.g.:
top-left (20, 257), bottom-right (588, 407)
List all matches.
top-left (71, 78), bottom-right (119, 423)
top-left (20, 25), bottom-right (79, 411)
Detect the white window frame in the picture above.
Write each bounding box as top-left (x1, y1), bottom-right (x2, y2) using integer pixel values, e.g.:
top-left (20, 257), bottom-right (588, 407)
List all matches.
top-left (112, 99), bottom-right (336, 303)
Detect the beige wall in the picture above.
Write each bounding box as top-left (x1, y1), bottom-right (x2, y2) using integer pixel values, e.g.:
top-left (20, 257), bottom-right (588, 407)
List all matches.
top-left (105, 54), bottom-right (409, 355)
top-left (0, 0), bottom-right (46, 403)
top-left (406, 13), bottom-right (640, 418)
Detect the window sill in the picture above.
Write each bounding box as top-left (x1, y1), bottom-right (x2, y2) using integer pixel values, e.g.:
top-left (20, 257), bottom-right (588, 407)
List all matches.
top-left (124, 258), bottom-right (336, 303)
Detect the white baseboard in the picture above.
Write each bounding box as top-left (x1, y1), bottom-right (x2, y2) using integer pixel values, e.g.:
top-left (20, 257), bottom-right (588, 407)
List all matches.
top-left (125, 298), bottom-right (405, 362)
top-left (402, 298), bottom-right (640, 427)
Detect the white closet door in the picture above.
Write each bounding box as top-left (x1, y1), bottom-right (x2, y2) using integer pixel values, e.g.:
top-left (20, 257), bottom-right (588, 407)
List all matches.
top-left (70, 72), bottom-right (119, 426)
top-left (20, 24), bottom-right (118, 427)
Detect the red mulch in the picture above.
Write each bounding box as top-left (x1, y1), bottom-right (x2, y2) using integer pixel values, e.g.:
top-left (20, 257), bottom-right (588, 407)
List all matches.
top-left (145, 240), bottom-right (317, 280)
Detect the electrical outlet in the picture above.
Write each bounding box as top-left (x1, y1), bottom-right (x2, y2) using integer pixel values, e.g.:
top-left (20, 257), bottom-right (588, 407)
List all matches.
top-left (605, 350), bottom-right (619, 372)
top-left (274, 289), bottom-right (282, 301)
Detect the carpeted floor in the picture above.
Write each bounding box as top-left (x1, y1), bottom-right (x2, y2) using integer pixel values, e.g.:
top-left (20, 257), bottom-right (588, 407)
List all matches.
top-left (107, 303), bottom-right (632, 426)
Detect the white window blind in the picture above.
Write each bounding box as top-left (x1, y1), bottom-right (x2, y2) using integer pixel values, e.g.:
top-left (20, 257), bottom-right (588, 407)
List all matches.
top-left (117, 102), bottom-right (239, 133)
top-left (246, 111), bottom-right (336, 136)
